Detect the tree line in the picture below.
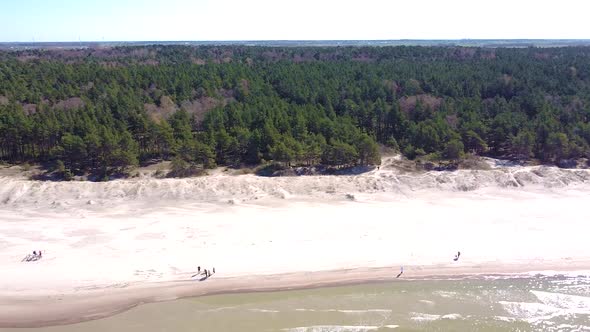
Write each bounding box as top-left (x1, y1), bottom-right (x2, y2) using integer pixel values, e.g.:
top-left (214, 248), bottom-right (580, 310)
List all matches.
top-left (1, 45), bottom-right (589, 178)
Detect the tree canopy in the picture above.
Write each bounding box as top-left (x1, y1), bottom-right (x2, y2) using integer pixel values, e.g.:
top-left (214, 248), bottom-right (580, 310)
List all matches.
top-left (1, 45), bottom-right (589, 178)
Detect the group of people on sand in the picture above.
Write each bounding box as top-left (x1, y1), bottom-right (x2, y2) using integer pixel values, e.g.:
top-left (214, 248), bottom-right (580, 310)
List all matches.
top-left (197, 266), bottom-right (216, 279)
top-left (22, 250), bottom-right (42, 262)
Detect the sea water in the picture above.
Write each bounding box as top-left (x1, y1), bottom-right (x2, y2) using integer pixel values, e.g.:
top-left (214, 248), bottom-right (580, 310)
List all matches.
top-left (3, 273), bottom-right (589, 332)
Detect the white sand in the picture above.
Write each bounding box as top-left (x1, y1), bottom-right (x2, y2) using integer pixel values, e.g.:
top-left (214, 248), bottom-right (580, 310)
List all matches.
top-left (1, 158), bottom-right (590, 326)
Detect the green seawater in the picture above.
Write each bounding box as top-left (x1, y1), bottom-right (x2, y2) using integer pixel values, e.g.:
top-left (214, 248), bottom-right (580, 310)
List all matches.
top-left (3, 274), bottom-right (590, 331)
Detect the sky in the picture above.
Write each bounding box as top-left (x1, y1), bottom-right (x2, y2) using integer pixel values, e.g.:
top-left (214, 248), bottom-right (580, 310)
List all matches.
top-left (0, 0), bottom-right (589, 42)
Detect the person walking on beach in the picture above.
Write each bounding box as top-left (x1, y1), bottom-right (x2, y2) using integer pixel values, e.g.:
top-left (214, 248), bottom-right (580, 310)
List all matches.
top-left (212, 267), bottom-right (215, 274)
top-left (198, 266), bottom-right (201, 274)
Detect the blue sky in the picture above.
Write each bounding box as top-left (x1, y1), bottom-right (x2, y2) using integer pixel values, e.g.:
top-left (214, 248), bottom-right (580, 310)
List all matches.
top-left (1, 0), bottom-right (589, 42)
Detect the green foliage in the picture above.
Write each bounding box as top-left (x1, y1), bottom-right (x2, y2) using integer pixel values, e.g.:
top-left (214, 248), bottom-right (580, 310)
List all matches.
top-left (55, 159), bottom-right (66, 173)
top-left (424, 152), bottom-right (443, 161)
top-left (194, 141), bottom-right (216, 169)
top-left (386, 137), bottom-right (400, 151)
top-left (61, 133), bottom-right (87, 173)
top-left (511, 130), bottom-right (536, 160)
top-left (545, 132), bottom-right (569, 161)
top-left (1, 44), bottom-right (590, 177)
top-left (54, 159), bottom-right (72, 180)
top-left (270, 141), bottom-right (294, 165)
top-left (63, 169), bottom-right (73, 181)
top-left (321, 140), bottom-right (359, 167)
top-left (463, 130), bottom-right (487, 154)
top-left (356, 133), bottom-right (381, 166)
top-left (415, 148), bottom-right (427, 158)
top-left (443, 139), bottom-right (465, 160)
top-left (170, 157), bottom-right (190, 176)
top-left (403, 144), bottom-right (417, 160)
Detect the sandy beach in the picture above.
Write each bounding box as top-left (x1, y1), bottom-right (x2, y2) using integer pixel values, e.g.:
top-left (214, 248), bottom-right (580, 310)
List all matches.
top-left (1, 157), bottom-right (590, 327)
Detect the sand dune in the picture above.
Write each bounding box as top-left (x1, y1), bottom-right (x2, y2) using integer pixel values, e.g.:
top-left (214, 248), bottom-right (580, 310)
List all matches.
top-left (1, 158), bottom-right (588, 210)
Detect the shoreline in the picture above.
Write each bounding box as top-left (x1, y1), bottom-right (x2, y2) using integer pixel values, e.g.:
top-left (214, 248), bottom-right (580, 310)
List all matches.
top-left (2, 261), bottom-right (590, 328)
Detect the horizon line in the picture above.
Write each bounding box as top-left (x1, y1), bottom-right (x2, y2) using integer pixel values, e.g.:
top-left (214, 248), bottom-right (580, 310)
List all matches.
top-left (2, 38), bottom-right (590, 44)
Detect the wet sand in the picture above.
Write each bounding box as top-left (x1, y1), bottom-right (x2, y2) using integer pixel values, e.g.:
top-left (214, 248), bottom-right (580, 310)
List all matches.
top-left (2, 261), bottom-right (590, 328)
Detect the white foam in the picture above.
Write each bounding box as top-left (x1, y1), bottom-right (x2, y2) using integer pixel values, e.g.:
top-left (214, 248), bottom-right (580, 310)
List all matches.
top-left (410, 312), bottom-right (462, 322)
top-left (433, 291), bottom-right (458, 299)
top-left (331, 309), bottom-right (392, 314)
top-left (531, 290), bottom-right (590, 313)
top-left (410, 312), bottom-right (440, 322)
top-left (526, 270), bottom-right (590, 278)
top-left (493, 316), bottom-right (517, 322)
top-left (500, 300), bottom-right (563, 323)
top-left (555, 323), bottom-right (590, 331)
top-left (249, 308), bottom-right (280, 313)
top-left (441, 313), bottom-right (463, 320)
top-left (500, 290), bottom-right (590, 325)
top-left (283, 325), bottom-right (381, 332)
top-left (201, 306), bottom-right (237, 312)
top-left (293, 308), bottom-right (391, 314)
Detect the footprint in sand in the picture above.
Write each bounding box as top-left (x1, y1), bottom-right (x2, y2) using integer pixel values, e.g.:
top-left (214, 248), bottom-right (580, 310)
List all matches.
top-left (134, 269), bottom-right (164, 278)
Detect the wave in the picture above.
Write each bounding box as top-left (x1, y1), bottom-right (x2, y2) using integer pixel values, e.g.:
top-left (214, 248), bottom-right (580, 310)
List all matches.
top-left (493, 316), bottom-right (517, 322)
top-left (531, 290), bottom-right (590, 313)
top-left (249, 308), bottom-right (280, 313)
top-left (432, 291), bottom-right (459, 299)
top-left (499, 290), bottom-right (590, 329)
top-left (525, 270), bottom-right (590, 278)
top-left (283, 325), bottom-right (397, 332)
top-left (410, 312), bottom-right (463, 322)
top-left (333, 309), bottom-right (392, 314)
top-left (201, 306), bottom-right (237, 312)
top-left (294, 308), bottom-right (391, 314)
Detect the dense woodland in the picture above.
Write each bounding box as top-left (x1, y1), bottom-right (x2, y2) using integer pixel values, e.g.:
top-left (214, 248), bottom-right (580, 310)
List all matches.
top-left (1, 45), bottom-right (590, 178)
